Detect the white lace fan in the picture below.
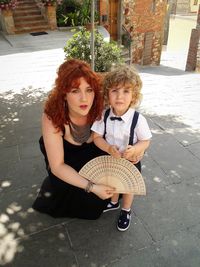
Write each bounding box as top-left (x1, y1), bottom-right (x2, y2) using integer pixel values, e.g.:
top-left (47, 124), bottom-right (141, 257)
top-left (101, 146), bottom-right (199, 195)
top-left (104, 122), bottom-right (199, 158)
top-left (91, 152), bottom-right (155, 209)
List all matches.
top-left (79, 155), bottom-right (146, 195)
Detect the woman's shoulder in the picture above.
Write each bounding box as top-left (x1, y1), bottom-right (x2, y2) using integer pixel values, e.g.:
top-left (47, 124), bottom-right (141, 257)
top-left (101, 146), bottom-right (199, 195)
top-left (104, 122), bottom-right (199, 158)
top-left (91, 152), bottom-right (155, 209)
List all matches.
top-left (42, 113), bottom-right (51, 123)
top-left (42, 113), bottom-right (63, 137)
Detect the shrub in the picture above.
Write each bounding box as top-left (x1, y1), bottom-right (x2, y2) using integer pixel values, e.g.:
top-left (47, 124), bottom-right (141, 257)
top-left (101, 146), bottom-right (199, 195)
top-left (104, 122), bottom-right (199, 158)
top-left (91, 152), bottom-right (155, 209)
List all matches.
top-left (56, 0), bottom-right (81, 26)
top-left (64, 27), bottom-right (124, 72)
top-left (56, 0), bottom-right (99, 27)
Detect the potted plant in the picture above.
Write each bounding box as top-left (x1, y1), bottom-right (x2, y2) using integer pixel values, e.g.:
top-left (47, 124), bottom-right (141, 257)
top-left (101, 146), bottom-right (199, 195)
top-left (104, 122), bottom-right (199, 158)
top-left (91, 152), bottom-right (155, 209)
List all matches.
top-left (56, 0), bottom-right (99, 28)
top-left (64, 27), bottom-right (124, 72)
top-left (41, 0), bottom-right (62, 6)
top-left (0, 0), bottom-right (17, 10)
top-left (56, 0), bottom-right (81, 27)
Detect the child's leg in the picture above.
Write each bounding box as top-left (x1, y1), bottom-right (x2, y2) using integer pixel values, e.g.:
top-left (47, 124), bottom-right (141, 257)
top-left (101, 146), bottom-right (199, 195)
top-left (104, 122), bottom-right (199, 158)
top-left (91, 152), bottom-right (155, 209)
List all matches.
top-left (103, 193), bottom-right (120, 212)
top-left (117, 194), bottom-right (134, 231)
top-left (111, 193), bottom-right (119, 203)
top-left (122, 193), bottom-right (134, 210)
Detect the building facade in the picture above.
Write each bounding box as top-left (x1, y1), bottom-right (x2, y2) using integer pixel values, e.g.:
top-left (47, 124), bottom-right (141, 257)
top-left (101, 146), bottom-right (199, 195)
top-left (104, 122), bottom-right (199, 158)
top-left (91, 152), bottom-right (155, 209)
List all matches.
top-left (99, 0), bottom-right (167, 65)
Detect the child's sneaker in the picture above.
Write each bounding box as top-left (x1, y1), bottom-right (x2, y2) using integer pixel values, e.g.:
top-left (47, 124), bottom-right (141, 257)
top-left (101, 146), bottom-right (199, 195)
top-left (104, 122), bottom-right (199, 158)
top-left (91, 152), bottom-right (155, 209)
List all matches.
top-left (103, 201), bottom-right (120, 212)
top-left (117, 209), bottom-right (131, 231)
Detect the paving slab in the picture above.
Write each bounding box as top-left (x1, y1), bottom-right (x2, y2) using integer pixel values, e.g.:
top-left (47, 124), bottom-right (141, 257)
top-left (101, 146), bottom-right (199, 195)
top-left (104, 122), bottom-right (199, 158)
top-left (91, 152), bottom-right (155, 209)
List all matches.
top-left (110, 226), bottom-right (200, 267)
top-left (149, 130), bottom-right (199, 180)
top-left (4, 225), bottom-right (77, 267)
top-left (0, 187), bottom-right (72, 237)
top-left (64, 212), bottom-right (153, 267)
top-left (134, 176), bottom-right (200, 241)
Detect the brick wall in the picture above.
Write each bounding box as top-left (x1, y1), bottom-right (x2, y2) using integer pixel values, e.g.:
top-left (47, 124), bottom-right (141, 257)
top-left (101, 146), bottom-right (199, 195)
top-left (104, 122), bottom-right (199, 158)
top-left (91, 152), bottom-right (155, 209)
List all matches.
top-left (98, 0), bottom-right (167, 66)
top-left (123, 0), bottom-right (167, 65)
top-left (185, 4), bottom-right (200, 72)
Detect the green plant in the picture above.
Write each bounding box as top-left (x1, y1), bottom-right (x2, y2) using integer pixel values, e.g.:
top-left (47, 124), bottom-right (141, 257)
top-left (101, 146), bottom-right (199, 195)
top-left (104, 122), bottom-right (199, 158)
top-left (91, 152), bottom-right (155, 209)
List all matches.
top-left (0, 0), bottom-right (18, 10)
top-left (78, 0), bottom-right (91, 25)
top-left (42, 0), bottom-right (62, 6)
top-left (122, 33), bottom-right (132, 48)
top-left (56, 0), bottom-right (99, 27)
top-left (64, 28), bottom-right (124, 72)
top-left (56, 0), bottom-right (81, 27)
top-left (62, 11), bottom-right (80, 26)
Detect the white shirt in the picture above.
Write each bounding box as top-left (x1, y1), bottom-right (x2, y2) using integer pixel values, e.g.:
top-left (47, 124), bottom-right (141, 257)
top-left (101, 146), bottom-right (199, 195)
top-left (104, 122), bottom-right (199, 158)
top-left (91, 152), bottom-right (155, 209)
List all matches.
top-left (91, 108), bottom-right (152, 152)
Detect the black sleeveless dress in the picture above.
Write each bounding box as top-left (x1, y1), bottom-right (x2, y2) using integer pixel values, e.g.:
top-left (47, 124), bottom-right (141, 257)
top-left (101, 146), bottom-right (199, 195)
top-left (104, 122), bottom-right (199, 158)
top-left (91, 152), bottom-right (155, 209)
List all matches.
top-left (32, 138), bottom-right (108, 219)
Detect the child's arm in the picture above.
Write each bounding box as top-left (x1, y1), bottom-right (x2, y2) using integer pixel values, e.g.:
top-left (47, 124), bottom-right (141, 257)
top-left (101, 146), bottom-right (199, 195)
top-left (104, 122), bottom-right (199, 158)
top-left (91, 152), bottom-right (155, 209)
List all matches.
top-left (122, 140), bottom-right (150, 162)
top-left (93, 132), bottom-right (121, 159)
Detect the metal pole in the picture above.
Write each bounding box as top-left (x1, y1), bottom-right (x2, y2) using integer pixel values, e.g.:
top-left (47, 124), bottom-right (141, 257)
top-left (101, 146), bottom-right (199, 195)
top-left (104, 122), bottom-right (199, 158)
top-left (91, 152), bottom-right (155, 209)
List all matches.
top-left (91, 0), bottom-right (95, 71)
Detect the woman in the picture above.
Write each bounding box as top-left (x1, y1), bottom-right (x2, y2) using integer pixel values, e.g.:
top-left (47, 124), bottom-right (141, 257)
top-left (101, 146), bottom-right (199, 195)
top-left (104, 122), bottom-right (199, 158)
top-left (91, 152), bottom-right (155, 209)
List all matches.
top-left (32, 59), bottom-right (115, 219)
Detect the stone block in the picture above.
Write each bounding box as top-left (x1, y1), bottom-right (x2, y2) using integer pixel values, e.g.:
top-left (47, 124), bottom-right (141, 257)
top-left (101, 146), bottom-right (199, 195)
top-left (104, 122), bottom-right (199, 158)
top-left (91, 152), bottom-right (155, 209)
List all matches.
top-left (0, 9), bottom-right (15, 34)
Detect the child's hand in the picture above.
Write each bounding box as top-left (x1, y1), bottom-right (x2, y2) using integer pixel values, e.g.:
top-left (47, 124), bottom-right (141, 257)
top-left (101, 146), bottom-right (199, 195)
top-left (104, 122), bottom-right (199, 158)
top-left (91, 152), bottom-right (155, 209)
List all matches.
top-left (108, 145), bottom-right (121, 159)
top-left (122, 145), bottom-right (144, 162)
top-left (122, 145), bottom-right (135, 160)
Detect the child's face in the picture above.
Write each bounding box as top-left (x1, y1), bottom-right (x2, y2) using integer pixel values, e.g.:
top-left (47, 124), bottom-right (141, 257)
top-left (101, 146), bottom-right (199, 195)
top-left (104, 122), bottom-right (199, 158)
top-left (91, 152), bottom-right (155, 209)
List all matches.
top-left (108, 83), bottom-right (133, 116)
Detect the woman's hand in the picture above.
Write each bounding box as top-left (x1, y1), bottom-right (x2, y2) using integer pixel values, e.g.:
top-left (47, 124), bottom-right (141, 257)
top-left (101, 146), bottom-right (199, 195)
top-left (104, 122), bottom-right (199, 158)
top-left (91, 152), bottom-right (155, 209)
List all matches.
top-left (108, 145), bottom-right (121, 159)
top-left (91, 184), bottom-right (115, 200)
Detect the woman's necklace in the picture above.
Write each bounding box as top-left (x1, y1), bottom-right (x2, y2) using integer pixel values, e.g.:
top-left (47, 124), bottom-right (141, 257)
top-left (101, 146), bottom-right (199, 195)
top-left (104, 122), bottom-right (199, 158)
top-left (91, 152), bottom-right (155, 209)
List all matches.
top-left (69, 121), bottom-right (91, 143)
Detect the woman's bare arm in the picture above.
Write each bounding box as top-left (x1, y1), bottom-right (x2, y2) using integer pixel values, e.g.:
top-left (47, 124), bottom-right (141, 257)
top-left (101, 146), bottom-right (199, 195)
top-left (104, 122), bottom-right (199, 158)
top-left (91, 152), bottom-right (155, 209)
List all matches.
top-left (42, 114), bottom-right (115, 199)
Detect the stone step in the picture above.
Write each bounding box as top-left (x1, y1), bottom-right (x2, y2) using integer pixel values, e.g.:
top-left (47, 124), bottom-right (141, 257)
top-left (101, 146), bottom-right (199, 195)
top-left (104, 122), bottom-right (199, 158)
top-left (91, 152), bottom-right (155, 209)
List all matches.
top-left (15, 20), bottom-right (47, 27)
top-left (15, 6), bottom-right (39, 11)
top-left (123, 57), bottom-right (131, 65)
top-left (121, 49), bottom-right (129, 56)
top-left (13, 10), bottom-right (42, 16)
top-left (14, 14), bottom-right (45, 22)
top-left (13, 0), bottom-right (50, 34)
top-left (17, 2), bottom-right (37, 8)
top-left (15, 25), bottom-right (50, 34)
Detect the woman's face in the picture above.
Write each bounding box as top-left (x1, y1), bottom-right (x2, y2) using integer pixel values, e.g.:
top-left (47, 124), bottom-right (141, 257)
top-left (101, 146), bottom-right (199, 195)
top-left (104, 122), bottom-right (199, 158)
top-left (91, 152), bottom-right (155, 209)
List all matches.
top-left (65, 77), bottom-right (95, 119)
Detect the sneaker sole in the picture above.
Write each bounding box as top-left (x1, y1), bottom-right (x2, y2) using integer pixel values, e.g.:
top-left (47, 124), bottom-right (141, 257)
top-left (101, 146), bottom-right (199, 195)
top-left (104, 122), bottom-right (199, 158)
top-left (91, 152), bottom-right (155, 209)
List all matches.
top-left (117, 216), bottom-right (131, 231)
top-left (103, 205), bottom-right (120, 213)
top-left (117, 223), bottom-right (131, 231)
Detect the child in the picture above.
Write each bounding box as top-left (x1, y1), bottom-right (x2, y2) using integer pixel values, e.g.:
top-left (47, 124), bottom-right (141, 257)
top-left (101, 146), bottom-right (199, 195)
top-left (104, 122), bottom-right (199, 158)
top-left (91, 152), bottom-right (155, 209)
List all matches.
top-left (91, 65), bottom-right (152, 231)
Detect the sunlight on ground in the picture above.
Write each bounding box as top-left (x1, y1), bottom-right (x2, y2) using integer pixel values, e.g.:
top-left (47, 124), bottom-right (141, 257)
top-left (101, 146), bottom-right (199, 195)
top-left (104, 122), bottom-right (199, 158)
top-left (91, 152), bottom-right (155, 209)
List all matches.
top-left (0, 48), bottom-right (65, 93)
top-left (0, 204), bottom-right (24, 265)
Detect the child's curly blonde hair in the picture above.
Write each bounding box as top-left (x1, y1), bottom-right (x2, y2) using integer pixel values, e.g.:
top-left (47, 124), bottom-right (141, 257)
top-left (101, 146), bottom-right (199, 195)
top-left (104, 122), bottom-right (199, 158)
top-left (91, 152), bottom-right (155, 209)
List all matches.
top-left (103, 64), bottom-right (143, 108)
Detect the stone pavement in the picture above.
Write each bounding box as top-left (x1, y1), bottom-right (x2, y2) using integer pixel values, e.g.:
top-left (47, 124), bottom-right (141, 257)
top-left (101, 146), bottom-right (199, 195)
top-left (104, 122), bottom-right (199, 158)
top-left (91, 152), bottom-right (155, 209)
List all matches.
top-left (0, 26), bottom-right (200, 267)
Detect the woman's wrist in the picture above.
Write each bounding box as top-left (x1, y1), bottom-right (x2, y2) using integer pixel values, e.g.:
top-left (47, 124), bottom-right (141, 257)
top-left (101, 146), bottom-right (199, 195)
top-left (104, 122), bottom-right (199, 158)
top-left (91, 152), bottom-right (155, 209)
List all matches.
top-left (85, 180), bottom-right (94, 193)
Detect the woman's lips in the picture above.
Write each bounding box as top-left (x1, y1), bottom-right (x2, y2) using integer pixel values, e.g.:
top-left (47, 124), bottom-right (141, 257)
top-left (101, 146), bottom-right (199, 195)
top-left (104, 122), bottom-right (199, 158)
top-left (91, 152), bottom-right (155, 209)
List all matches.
top-left (80, 105), bottom-right (88, 110)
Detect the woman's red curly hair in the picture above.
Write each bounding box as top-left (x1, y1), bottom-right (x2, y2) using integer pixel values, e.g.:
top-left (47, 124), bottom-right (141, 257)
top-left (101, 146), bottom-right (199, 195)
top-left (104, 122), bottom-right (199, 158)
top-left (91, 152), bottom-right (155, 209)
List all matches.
top-left (44, 59), bottom-right (103, 131)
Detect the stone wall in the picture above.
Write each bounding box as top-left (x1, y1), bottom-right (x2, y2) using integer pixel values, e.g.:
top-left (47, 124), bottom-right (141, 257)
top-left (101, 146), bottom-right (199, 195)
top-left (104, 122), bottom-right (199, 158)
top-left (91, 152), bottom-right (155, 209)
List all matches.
top-left (122, 0), bottom-right (167, 65)
top-left (185, 4), bottom-right (200, 72)
top-left (0, 9), bottom-right (15, 34)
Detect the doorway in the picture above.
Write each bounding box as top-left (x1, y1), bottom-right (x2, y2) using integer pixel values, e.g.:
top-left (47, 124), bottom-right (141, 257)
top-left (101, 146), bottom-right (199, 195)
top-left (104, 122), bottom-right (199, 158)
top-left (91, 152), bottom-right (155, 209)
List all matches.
top-left (109, 0), bottom-right (118, 40)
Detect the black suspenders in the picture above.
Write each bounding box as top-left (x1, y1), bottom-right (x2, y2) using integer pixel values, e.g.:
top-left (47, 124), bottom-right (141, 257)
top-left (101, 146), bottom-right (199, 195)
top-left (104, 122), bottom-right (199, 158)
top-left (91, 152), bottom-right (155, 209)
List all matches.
top-left (103, 108), bottom-right (111, 139)
top-left (103, 108), bottom-right (139, 145)
top-left (128, 111), bottom-right (139, 145)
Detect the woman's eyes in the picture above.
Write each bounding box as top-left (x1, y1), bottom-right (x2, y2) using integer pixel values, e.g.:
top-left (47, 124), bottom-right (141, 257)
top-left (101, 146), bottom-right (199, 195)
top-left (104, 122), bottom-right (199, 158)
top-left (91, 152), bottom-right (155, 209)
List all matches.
top-left (70, 89), bottom-right (79, 93)
top-left (70, 88), bottom-right (93, 93)
top-left (86, 88), bottom-right (94, 93)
